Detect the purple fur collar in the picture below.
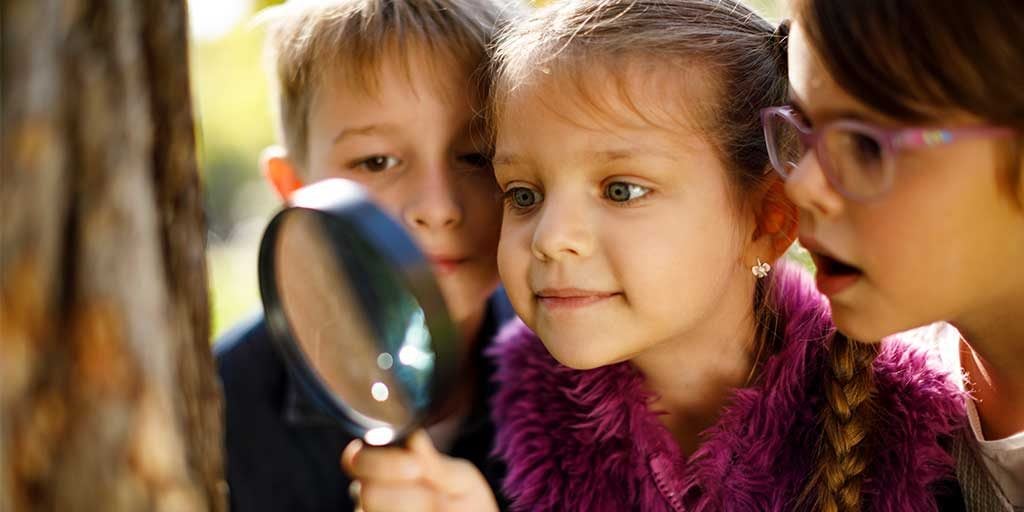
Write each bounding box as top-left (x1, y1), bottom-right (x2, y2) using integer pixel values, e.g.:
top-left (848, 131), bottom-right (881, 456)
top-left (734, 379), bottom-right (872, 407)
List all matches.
top-left (488, 264), bottom-right (965, 511)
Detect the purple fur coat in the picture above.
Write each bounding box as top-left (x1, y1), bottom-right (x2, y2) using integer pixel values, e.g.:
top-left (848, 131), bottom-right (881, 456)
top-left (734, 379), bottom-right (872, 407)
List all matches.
top-left (488, 264), bottom-right (966, 511)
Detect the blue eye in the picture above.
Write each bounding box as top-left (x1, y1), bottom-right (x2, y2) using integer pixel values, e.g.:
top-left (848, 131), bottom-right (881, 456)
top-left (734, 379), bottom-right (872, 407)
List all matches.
top-left (605, 181), bottom-right (650, 203)
top-left (504, 187), bottom-right (542, 209)
top-left (356, 155), bottom-right (400, 173)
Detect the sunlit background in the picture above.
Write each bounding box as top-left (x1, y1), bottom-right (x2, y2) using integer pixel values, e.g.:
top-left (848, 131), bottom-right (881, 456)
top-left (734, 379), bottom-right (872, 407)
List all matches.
top-left (189, 0), bottom-right (788, 339)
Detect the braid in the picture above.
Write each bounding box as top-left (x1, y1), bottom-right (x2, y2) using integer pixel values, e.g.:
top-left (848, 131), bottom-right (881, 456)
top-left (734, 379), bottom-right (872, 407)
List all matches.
top-left (813, 332), bottom-right (881, 512)
top-left (763, 21), bottom-right (879, 510)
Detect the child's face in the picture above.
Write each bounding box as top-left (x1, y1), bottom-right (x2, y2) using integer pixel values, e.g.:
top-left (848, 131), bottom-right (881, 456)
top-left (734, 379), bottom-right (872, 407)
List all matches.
top-left (493, 75), bottom-right (759, 370)
top-left (302, 51), bottom-right (502, 326)
top-left (785, 21), bottom-right (1024, 341)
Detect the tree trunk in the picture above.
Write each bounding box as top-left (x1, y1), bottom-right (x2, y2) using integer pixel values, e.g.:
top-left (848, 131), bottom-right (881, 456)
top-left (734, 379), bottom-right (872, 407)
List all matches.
top-left (1, 1), bottom-right (227, 511)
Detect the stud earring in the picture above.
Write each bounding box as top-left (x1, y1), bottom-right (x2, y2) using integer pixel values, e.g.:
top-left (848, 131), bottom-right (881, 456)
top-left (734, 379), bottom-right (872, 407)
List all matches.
top-left (752, 258), bottom-right (771, 279)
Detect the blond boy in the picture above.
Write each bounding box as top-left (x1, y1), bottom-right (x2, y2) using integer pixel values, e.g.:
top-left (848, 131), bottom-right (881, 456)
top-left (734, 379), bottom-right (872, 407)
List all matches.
top-left (214, 2), bottom-right (514, 510)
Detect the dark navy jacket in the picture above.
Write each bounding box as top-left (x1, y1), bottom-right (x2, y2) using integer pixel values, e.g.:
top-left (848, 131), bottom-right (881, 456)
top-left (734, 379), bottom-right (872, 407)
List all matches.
top-left (215, 292), bottom-right (514, 511)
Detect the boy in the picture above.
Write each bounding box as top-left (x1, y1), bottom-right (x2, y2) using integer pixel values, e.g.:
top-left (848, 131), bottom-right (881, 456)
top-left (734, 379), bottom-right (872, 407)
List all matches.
top-left (213, 1), bottom-right (514, 510)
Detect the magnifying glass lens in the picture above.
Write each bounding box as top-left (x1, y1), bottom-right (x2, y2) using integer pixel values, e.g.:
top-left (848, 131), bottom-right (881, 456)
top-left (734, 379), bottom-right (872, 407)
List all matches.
top-left (259, 179), bottom-right (459, 445)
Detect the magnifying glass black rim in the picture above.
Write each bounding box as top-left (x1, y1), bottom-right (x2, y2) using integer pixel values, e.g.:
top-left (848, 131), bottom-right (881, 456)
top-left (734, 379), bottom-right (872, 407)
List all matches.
top-left (258, 180), bottom-right (459, 444)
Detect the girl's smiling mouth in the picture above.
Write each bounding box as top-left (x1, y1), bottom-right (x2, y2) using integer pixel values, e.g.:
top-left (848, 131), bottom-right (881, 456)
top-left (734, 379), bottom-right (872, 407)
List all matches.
top-left (535, 288), bottom-right (622, 310)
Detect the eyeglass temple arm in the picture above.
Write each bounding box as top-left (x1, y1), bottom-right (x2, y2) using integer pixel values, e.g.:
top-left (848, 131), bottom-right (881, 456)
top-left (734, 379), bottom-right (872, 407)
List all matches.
top-left (893, 127), bottom-right (1017, 149)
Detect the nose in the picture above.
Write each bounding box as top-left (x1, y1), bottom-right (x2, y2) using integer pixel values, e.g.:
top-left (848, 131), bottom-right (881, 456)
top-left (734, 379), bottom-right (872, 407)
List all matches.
top-left (530, 195), bottom-right (595, 262)
top-left (402, 164), bottom-right (463, 231)
top-left (784, 152), bottom-right (845, 220)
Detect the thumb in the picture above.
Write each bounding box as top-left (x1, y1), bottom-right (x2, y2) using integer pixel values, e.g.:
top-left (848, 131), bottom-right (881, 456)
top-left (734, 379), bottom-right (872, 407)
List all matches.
top-left (406, 430), bottom-right (443, 475)
top-left (407, 431), bottom-right (485, 497)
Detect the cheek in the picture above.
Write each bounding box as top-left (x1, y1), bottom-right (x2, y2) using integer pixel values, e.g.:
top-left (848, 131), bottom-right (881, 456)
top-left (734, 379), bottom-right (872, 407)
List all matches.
top-left (854, 151), bottom-right (985, 272)
top-left (848, 205), bottom-right (917, 269)
top-left (844, 147), bottom-right (1015, 321)
top-left (497, 219), bottom-right (535, 312)
top-left (607, 206), bottom-right (744, 305)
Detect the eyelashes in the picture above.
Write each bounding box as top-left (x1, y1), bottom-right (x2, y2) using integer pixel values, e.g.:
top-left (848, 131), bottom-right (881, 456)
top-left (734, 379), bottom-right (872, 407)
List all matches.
top-left (604, 182), bottom-right (650, 203)
top-left (347, 153), bottom-right (491, 174)
top-left (501, 180), bottom-right (652, 214)
top-left (502, 186), bottom-right (543, 214)
top-left (349, 155), bottom-right (401, 173)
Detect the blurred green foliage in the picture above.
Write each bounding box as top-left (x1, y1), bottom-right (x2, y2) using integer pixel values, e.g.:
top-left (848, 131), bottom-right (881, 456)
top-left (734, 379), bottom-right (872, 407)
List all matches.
top-left (193, 21), bottom-right (277, 240)
top-left (746, 0), bottom-right (786, 19)
top-left (192, 3), bottom-right (282, 338)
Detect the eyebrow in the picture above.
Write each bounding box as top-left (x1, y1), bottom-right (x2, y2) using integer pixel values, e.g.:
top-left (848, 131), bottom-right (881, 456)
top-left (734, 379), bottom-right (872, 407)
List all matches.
top-left (332, 123), bottom-right (398, 145)
top-left (787, 92), bottom-right (809, 116)
top-left (788, 91), bottom-right (871, 124)
top-left (493, 147), bottom-right (677, 168)
top-left (595, 149), bottom-right (634, 162)
top-left (492, 153), bottom-right (519, 167)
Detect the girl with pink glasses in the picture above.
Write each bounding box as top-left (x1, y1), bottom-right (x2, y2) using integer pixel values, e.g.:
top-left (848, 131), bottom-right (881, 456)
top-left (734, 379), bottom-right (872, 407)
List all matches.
top-left (763, 2), bottom-right (1024, 510)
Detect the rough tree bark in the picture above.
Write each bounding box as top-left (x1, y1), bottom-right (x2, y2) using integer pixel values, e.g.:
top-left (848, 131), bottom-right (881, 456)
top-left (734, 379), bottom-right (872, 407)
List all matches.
top-left (1, 1), bottom-right (226, 511)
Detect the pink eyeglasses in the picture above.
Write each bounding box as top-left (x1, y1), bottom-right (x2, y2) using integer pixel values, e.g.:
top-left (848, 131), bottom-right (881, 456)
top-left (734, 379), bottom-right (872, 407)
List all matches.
top-left (761, 105), bottom-right (1017, 201)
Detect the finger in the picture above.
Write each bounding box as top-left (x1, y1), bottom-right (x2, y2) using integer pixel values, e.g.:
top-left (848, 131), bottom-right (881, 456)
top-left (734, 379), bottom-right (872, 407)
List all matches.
top-left (406, 430), bottom-right (440, 461)
top-left (407, 431), bottom-right (490, 497)
top-left (359, 481), bottom-right (436, 512)
top-left (341, 439), bottom-right (363, 475)
top-left (350, 481), bottom-right (365, 512)
top-left (405, 431), bottom-right (446, 484)
top-left (435, 456), bottom-right (492, 497)
top-left (344, 442), bottom-right (423, 482)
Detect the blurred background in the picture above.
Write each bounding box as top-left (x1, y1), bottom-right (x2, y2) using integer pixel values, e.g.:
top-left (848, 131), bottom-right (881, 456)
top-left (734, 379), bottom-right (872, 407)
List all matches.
top-left (189, 0), bottom-right (788, 339)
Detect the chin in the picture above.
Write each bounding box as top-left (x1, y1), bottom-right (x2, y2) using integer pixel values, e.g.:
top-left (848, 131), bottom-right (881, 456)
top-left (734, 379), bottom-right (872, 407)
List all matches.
top-left (439, 280), bottom-right (498, 323)
top-left (831, 305), bottom-right (905, 344)
top-left (539, 336), bottom-right (619, 371)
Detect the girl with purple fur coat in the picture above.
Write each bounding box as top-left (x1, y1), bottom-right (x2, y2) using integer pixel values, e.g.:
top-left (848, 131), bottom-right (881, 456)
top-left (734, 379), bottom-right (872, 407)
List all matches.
top-left (343, 1), bottom-right (967, 511)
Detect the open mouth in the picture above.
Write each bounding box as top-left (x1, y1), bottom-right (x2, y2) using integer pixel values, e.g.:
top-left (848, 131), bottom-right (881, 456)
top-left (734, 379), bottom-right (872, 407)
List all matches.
top-left (802, 239), bottom-right (863, 296)
top-left (812, 251), bottom-right (861, 278)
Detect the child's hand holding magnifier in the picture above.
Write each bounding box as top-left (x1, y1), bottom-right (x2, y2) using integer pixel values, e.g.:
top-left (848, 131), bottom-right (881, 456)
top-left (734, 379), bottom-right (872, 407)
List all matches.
top-left (342, 430), bottom-right (499, 512)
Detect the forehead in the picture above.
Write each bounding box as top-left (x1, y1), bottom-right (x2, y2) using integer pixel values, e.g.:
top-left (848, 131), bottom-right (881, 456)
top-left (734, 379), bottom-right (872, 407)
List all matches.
top-left (497, 59), bottom-right (715, 144)
top-left (787, 20), bottom-right (880, 122)
top-left (307, 48), bottom-right (482, 138)
top-left (314, 42), bottom-right (479, 114)
top-left (493, 66), bottom-right (726, 181)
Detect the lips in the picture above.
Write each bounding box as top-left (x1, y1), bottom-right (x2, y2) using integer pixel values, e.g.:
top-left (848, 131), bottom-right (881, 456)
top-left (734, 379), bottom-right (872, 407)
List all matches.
top-left (426, 254), bottom-right (468, 275)
top-left (799, 236), bottom-right (863, 296)
top-left (535, 288), bottom-right (621, 310)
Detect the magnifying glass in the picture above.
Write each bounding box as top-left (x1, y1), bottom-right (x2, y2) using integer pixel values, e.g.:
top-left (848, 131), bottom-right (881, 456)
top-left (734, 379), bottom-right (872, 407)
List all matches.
top-left (258, 179), bottom-right (459, 446)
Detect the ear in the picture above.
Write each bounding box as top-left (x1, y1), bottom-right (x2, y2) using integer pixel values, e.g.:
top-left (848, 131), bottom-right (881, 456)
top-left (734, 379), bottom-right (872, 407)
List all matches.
top-left (752, 177), bottom-right (799, 260)
top-left (261, 145), bottom-right (304, 201)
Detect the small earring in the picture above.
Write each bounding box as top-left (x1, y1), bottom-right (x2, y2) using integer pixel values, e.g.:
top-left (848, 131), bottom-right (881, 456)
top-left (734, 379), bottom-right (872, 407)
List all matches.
top-left (752, 258), bottom-right (771, 279)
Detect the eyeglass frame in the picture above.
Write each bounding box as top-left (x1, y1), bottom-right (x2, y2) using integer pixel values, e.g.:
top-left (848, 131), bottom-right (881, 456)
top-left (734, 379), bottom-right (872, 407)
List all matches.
top-left (760, 105), bottom-right (1018, 201)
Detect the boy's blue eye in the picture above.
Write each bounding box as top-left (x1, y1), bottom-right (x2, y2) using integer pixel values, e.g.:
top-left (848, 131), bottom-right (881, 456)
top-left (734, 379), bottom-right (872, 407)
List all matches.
top-left (505, 187), bottom-right (542, 209)
top-left (358, 155), bottom-right (400, 173)
top-left (605, 181), bottom-right (650, 203)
